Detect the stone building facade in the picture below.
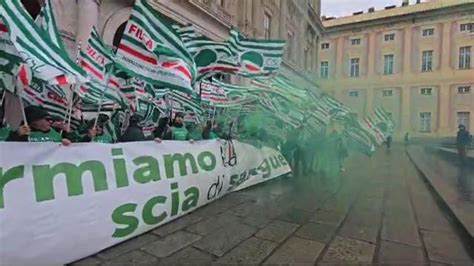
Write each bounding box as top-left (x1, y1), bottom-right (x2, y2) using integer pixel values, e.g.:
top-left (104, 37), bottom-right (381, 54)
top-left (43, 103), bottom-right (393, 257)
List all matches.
top-left (21, 0), bottom-right (322, 88)
top-left (319, 0), bottom-right (474, 138)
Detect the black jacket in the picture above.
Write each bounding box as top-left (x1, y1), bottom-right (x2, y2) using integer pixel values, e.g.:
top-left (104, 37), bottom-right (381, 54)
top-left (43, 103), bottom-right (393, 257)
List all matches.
top-left (119, 125), bottom-right (146, 142)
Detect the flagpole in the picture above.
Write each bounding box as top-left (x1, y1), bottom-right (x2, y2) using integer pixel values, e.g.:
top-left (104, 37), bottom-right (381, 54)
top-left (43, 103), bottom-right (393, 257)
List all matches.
top-left (14, 74), bottom-right (30, 142)
top-left (0, 91), bottom-right (5, 125)
top-left (63, 41), bottom-right (82, 134)
top-left (93, 65), bottom-right (114, 129)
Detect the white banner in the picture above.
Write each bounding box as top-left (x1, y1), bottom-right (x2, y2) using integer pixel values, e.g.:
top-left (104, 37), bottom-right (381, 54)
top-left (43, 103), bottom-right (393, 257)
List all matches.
top-left (0, 140), bottom-right (290, 265)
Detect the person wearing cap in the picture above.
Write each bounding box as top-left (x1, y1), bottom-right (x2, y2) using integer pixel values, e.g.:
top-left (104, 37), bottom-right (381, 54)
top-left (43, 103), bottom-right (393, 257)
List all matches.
top-left (6, 106), bottom-right (71, 145)
top-left (456, 124), bottom-right (471, 165)
top-left (163, 112), bottom-right (192, 142)
top-left (82, 120), bottom-right (113, 144)
top-left (119, 114), bottom-right (146, 142)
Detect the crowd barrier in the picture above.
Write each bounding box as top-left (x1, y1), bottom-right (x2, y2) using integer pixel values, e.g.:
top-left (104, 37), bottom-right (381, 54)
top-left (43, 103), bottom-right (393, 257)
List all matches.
top-left (0, 140), bottom-right (290, 265)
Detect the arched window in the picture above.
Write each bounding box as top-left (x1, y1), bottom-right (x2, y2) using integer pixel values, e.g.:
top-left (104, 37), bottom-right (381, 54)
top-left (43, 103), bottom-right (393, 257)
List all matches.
top-left (112, 22), bottom-right (127, 49)
top-left (21, 0), bottom-right (42, 19)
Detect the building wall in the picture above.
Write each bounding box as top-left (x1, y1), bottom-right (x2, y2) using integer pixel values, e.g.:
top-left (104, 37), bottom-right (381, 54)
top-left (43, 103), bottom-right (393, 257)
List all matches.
top-left (319, 4), bottom-right (474, 138)
top-left (22, 0), bottom-right (322, 88)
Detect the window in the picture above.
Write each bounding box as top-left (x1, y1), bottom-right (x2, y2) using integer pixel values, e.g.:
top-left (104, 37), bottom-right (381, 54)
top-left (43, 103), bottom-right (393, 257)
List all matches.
top-left (419, 112), bottom-right (432, 132)
top-left (351, 38), bottom-right (361, 45)
top-left (420, 88), bottom-right (432, 95)
top-left (422, 28), bottom-right (435, 36)
top-left (384, 54), bottom-right (394, 75)
top-left (320, 61), bottom-right (329, 79)
top-left (349, 90), bottom-right (359, 97)
top-left (216, 0), bottom-right (224, 7)
top-left (421, 50), bottom-right (433, 72)
top-left (460, 23), bottom-right (473, 32)
top-left (384, 34), bottom-right (395, 41)
top-left (264, 12), bottom-right (272, 39)
top-left (458, 86), bottom-right (471, 94)
top-left (350, 58), bottom-right (360, 77)
top-left (383, 90), bottom-right (393, 97)
top-left (321, 43), bottom-right (330, 49)
top-left (287, 31), bottom-right (294, 60)
top-left (457, 112), bottom-right (470, 129)
top-left (459, 46), bottom-right (471, 69)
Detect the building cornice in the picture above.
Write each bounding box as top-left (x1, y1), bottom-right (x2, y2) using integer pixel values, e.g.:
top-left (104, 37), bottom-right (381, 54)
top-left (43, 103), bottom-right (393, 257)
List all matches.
top-left (324, 3), bottom-right (474, 35)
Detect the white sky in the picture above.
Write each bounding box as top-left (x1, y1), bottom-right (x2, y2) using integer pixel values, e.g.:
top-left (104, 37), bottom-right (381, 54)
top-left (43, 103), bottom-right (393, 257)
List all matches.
top-left (322, 0), bottom-right (429, 17)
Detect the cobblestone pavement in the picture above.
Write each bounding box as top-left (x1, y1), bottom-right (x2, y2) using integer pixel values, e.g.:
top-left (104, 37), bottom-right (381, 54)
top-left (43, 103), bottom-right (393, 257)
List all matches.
top-left (73, 145), bottom-right (473, 265)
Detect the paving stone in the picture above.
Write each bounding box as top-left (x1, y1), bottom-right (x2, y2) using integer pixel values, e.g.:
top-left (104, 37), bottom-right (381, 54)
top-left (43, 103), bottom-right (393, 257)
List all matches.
top-left (186, 213), bottom-right (241, 235)
top-left (320, 235), bottom-right (375, 264)
top-left (160, 247), bottom-right (215, 265)
top-left (193, 220), bottom-right (257, 257)
top-left (241, 212), bottom-right (274, 228)
top-left (152, 214), bottom-right (202, 237)
top-left (263, 237), bottom-right (324, 264)
top-left (142, 231), bottom-right (201, 258)
top-left (378, 240), bottom-right (426, 265)
top-left (70, 256), bottom-right (102, 265)
top-left (279, 208), bottom-right (313, 224)
top-left (339, 209), bottom-right (382, 243)
top-left (295, 222), bottom-right (336, 243)
top-left (97, 233), bottom-right (159, 260)
top-left (310, 208), bottom-right (346, 226)
top-left (381, 214), bottom-right (421, 247)
top-left (228, 201), bottom-right (261, 217)
top-left (103, 250), bottom-right (159, 266)
top-left (255, 220), bottom-right (299, 243)
top-left (216, 237), bottom-right (278, 264)
top-left (421, 230), bottom-right (472, 264)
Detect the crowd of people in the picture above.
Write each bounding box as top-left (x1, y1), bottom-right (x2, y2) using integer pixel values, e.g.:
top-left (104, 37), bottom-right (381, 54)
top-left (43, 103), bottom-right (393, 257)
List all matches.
top-left (0, 106), bottom-right (225, 145)
top-left (0, 104), bottom-right (352, 178)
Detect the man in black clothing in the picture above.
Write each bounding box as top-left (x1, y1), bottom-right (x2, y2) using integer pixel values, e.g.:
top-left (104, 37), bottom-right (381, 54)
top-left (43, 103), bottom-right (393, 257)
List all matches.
top-left (457, 125), bottom-right (471, 164)
top-left (119, 115), bottom-right (146, 142)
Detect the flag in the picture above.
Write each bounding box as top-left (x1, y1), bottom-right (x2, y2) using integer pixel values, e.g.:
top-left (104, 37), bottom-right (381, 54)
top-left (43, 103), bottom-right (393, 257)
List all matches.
top-left (115, 0), bottom-right (196, 92)
top-left (361, 116), bottom-right (386, 145)
top-left (0, 18), bottom-right (32, 91)
top-left (170, 89), bottom-right (203, 116)
top-left (374, 107), bottom-right (395, 135)
top-left (0, 1), bottom-right (88, 85)
top-left (79, 27), bottom-right (115, 84)
top-left (22, 78), bottom-right (81, 128)
top-left (201, 79), bottom-right (257, 107)
top-left (174, 24), bottom-right (239, 81)
top-left (345, 126), bottom-right (376, 157)
top-left (35, 0), bottom-right (66, 51)
top-left (227, 28), bottom-right (286, 77)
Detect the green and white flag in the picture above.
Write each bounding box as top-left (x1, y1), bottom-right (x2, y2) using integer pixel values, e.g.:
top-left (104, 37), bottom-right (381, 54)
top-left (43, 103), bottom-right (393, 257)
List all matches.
top-left (115, 0), bottom-right (196, 92)
top-left (0, 1), bottom-right (87, 85)
top-left (35, 0), bottom-right (66, 52)
top-left (227, 28), bottom-right (286, 77)
top-left (0, 18), bottom-right (31, 92)
top-left (79, 27), bottom-right (115, 84)
top-left (22, 77), bottom-right (81, 128)
top-left (170, 90), bottom-right (203, 115)
top-left (174, 24), bottom-right (239, 81)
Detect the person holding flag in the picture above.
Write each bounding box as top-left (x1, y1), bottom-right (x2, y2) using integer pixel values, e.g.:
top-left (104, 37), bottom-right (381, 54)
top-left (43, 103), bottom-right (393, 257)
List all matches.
top-left (163, 112), bottom-right (193, 142)
top-left (6, 106), bottom-right (71, 145)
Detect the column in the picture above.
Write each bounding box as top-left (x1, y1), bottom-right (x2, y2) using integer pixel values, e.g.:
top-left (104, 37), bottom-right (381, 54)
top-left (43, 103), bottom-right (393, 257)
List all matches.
top-left (367, 32), bottom-right (376, 76)
top-left (437, 84), bottom-right (451, 136)
top-left (401, 86), bottom-right (411, 133)
top-left (365, 87), bottom-right (374, 117)
top-left (76, 0), bottom-right (100, 52)
top-left (335, 37), bottom-right (345, 78)
top-left (440, 22), bottom-right (452, 71)
top-left (403, 26), bottom-right (412, 75)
